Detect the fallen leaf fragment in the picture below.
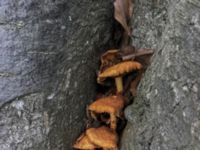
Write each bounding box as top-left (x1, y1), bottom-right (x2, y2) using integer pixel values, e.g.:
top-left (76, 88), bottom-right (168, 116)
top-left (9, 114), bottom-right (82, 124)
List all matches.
top-left (122, 48), bottom-right (154, 61)
top-left (114, 0), bottom-right (133, 36)
top-left (100, 49), bottom-right (121, 73)
top-left (134, 48), bottom-right (154, 68)
top-left (121, 45), bottom-right (136, 55)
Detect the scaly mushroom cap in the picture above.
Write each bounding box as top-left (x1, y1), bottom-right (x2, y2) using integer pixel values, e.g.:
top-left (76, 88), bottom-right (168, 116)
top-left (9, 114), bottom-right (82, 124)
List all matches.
top-left (86, 126), bottom-right (118, 149)
top-left (73, 133), bottom-right (98, 149)
top-left (98, 60), bottom-right (142, 83)
top-left (88, 95), bottom-right (124, 116)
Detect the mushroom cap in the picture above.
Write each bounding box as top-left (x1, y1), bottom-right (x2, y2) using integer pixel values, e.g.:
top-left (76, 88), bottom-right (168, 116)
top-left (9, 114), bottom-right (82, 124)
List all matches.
top-left (98, 61), bottom-right (142, 82)
top-left (88, 95), bottom-right (124, 116)
top-left (73, 133), bottom-right (98, 149)
top-left (86, 126), bottom-right (118, 149)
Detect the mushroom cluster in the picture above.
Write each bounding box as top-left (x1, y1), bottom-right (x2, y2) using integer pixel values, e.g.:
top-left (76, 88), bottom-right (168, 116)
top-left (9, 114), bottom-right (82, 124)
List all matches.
top-left (73, 0), bottom-right (154, 149)
top-left (73, 51), bottom-right (145, 149)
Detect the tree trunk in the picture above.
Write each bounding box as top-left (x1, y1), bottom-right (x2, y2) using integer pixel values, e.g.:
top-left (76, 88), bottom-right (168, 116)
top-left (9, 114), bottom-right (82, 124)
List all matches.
top-left (121, 0), bottom-right (200, 150)
top-left (0, 0), bottom-right (114, 149)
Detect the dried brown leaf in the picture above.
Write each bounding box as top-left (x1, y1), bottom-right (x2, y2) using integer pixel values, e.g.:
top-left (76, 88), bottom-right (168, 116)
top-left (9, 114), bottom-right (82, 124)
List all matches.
top-left (100, 49), bottom-right (121, 73)
top-left (135, 48), bottom-right (154, 68)
top-left (114, 0), bottom-right (133, 36)
top-left (121, 45), bottom-right (136, 55)
top-left (122, 48), bottom-right (154, 61)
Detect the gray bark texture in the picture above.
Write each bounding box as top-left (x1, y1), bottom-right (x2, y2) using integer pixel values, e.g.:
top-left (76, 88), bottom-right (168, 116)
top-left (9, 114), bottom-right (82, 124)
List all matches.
top-left (121, 0), bottom-right (200, 150)
top-left (0, 0), bottom-right (113, 149)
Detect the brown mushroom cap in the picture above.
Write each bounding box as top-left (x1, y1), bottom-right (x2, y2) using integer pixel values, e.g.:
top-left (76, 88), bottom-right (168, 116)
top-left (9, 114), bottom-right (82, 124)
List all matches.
top-left (86, 126), bottom-right (118, 149)
top-left (73, 133), bottom-right (98, 149)
top-left (98, 60), bottom-right (142, 82)
top-left (88, 95), bottom-right (124, 116)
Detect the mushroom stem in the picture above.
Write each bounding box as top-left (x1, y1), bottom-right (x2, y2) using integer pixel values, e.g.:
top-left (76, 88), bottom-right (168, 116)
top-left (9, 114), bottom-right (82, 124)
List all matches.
top-left (115, 77), bottom-right (123, 93)
top-left (110, 113), bottom-right (117, 130)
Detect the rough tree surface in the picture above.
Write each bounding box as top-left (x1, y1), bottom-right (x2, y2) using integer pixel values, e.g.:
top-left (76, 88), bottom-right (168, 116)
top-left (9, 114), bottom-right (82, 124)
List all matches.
top-left (121, 0), bottom-right (200, 150)
top-left (0, 0), bottom-right (114, 149)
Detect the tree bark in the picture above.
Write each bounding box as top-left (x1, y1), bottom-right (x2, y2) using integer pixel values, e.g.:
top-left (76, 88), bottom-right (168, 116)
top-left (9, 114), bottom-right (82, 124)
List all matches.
top-left (121, 0), bottom-right (200, 149)
top-left (0, 0), bottom-right (114, 149)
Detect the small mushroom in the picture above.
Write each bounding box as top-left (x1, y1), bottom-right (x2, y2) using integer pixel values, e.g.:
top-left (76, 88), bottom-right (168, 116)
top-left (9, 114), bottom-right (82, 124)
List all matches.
top-left (73, 133), bottom-right (97, 150)
top-left (98, 61), bottom-right (142, 93)
top-left (88, 95), bottom-right (124, 130)
top-left (86, 126), bottom-right (118, 150)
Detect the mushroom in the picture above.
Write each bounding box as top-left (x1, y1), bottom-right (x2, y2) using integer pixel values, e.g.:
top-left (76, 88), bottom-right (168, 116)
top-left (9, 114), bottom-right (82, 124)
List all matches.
top-left (73, 133), bottom-right (97, 150)
top-left (88, 95), bottom-right (124, 130)
top-left (98, 60), bottom-right (142, 93)
top-left (86, 126), bottom-right (118, 150)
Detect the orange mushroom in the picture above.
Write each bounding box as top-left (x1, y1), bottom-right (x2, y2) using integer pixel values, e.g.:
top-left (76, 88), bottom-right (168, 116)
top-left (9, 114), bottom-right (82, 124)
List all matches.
top-left (88, 95), bottom-right (124, 130)
top-left (86, 126), bottom-right (118, 150)
top-left (98, 61), bottom-right (142, 93)
top-left (73, 133), bottom-right (97, 150)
